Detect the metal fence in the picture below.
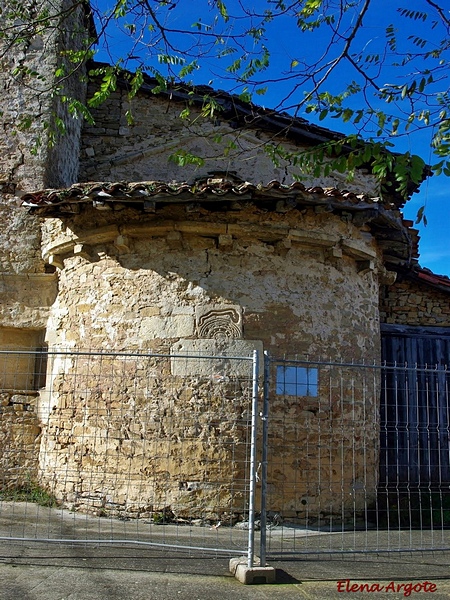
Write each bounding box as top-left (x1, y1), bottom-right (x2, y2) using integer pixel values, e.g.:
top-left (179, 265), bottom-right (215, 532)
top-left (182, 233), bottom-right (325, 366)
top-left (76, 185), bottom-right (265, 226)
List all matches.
top-left (1, 349), bottom-right (450, 565)
top-left (263, 357), bottom-right (450, 558)
top-left (0, 349), bottom-right (259, 563)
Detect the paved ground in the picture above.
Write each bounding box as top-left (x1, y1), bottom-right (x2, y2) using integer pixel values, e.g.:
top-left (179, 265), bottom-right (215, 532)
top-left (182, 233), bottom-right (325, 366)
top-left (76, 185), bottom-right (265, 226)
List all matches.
top-left (1, 502), bottom-right (450, 599)
top-left (2, 541), bottom-right (450, 599)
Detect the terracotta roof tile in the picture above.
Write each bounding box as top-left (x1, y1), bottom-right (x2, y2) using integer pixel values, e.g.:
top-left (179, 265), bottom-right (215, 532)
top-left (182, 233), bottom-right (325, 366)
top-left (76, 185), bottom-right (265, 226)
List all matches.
top-left (415, 268), bottom-right (450, 290)
top-left (21, 178), bottom-right (383, 211)
top-left (21, 177), bottom-right (425, 270)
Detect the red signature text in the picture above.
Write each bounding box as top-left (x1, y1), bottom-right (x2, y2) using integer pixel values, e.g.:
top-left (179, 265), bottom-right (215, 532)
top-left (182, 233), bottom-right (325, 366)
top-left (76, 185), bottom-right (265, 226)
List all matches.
top-left (337, 579), bottom-right (437, 596)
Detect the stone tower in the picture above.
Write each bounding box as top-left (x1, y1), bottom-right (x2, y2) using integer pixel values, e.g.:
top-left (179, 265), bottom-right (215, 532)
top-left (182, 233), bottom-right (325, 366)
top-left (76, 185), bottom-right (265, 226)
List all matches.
top-left (0, 0), bottom-right (88, 329)
top-left (0, 0), bottom-right (89, 487)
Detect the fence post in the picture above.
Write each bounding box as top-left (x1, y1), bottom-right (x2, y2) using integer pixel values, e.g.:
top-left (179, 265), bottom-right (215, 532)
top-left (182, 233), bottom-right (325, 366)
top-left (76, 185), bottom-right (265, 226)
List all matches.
top-left (258, 351), bottom-right (270, 567)
top-left (247, 349), bottom-right (259, 569)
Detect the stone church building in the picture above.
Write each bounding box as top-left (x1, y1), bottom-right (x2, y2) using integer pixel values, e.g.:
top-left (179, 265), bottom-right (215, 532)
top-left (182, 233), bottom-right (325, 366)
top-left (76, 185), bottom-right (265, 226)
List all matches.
top-left (1, 0), bottom-right (449, 523)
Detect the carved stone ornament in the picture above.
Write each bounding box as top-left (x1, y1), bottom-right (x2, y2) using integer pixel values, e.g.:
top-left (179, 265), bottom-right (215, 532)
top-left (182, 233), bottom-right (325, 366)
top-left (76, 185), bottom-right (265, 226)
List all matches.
top-left (195, 305), bottom-right (243, 339)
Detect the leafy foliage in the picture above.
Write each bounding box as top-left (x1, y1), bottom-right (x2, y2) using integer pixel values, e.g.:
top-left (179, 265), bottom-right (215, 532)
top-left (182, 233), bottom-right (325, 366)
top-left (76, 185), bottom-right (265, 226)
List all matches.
top-left (1, 0), bottom-right (449, 205)
top-left (0, 478), bottom-right (58, 508)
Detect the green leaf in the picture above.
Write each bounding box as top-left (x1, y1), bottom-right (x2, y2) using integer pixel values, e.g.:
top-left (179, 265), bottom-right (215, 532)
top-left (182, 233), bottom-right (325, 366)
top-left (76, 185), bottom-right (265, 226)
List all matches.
top-left (88, 66), bottom-right (118, 108)
top-left (223, 139), bottom-right (237, 157)
top-left (431, 160), bottom-right (444, 176)
top-left (342, 108), bottom-right (353, 123)
top-left (64, 98), bottom-right (95, 125)
top-left (17, 116), bottom-right (33, 131)
top-left (128, 69), bottom-right (143, 99)
top-left (410, 154), bottom-right (426, 183)
top-left (227, 58), bottom-right (242, 74)
top-left (415, 205), bottom-right (425, 224)
top-left (179, 60), bottom-right (199, 78)
top-left (218, 47), bottom-right (237, 58)
top-left (239, 88), bottom-right (252, 103)
top-left (125, 110), bottom-right (134, 126)
top-left (158, 54), bottom-right (185, 66)
top-left (168, 150), bottom-right (205, 167)
top-left (353, 110), bottom-right (364, 124)
top-left (114, 0), bottom-right (128, 18)
top-left (216, 0), bottom-right (229, 22)
top-left (200, 96), bottom-right (222, 118)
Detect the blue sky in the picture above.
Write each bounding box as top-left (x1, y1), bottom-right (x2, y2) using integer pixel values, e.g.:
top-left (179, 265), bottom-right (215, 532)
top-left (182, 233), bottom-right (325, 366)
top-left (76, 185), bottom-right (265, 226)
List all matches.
top-left (403, 175), bottom-right (450, 276)
top-left (93, 0), bottom-right (449, 276)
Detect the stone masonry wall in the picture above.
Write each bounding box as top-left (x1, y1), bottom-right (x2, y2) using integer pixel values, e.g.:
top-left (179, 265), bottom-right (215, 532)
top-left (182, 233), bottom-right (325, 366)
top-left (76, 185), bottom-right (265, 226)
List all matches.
top-left (267, 366), bottom-right (379, 524)
top-left (0, 0), bottom-right (87, 274)
top-left (38, 355), bottom-right (253, 520)
top-left (41, 204), bottom-right (382, 358)
top-left (381, 277), bottom-right (450, 327)
top-left (0, 2), bottom-right (390, 523)
top-left (79, 83), bottom-right (381, 195)
top-left (0, 392), bottom-right (41, 489)
top-left (0, 0), bottom-right (87, 493)
top-left (37, 203), bottom-right (383, 520)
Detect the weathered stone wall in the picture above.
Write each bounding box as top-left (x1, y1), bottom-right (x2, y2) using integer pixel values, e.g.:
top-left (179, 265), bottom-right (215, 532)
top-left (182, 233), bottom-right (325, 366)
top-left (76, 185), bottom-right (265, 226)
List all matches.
top-left (0, 0), bottom-right (415, 526)
top-left (0, 0), bottom-right (87, 274)
top-left (41, 204), bottom-right (382, 358)
top-left (0, 0), bottom-right (87, 190)
top-left (0, 3), bottom-right (387, 519)
top-left (38, 356), bottom-right (253, 519)
top-left (0, 274), bottom-right (57, 329)
top-left (381, 277), bottom-right (450, 327)
top-left (267, 366), bottom-right (379, 524)
top-left (37, 354), bottom-right (377, 524)
top-left (79, 84), bottom-right (381, 195)
top-left (37, 202), bottom-right (382, 519)
top-left (0, 392), bottom-right (41, 489)
top-left (0, 0), bottom-right (87, 492)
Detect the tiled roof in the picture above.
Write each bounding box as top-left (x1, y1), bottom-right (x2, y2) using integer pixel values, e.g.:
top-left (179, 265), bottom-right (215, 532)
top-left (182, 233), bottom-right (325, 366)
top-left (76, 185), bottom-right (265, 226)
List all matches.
top-left (21, 178), bottom-right (388, 212)
top-left (413, 267), bottom-right (450, 292)
top-left (21, 177), bottom-right (419, 269)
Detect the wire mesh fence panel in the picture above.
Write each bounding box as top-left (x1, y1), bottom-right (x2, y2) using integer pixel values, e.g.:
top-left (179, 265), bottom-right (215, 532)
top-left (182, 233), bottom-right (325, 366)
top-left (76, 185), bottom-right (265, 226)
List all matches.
top-left (4, 349), bottom-right (449, 560)
top-left (0, 350), bottom-right (257, 556)
top-left (263, 357), bottom-right (450, 557)
top-left (378, 362), bottom-right (450, 547)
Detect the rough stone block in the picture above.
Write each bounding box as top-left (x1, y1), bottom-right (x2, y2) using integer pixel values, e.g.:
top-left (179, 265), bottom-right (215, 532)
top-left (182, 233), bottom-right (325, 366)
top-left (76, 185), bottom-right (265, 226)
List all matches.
top-left (140, 315), bottom-right (195, 340)
top-left (170, 338), bottom-right (263, 377)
